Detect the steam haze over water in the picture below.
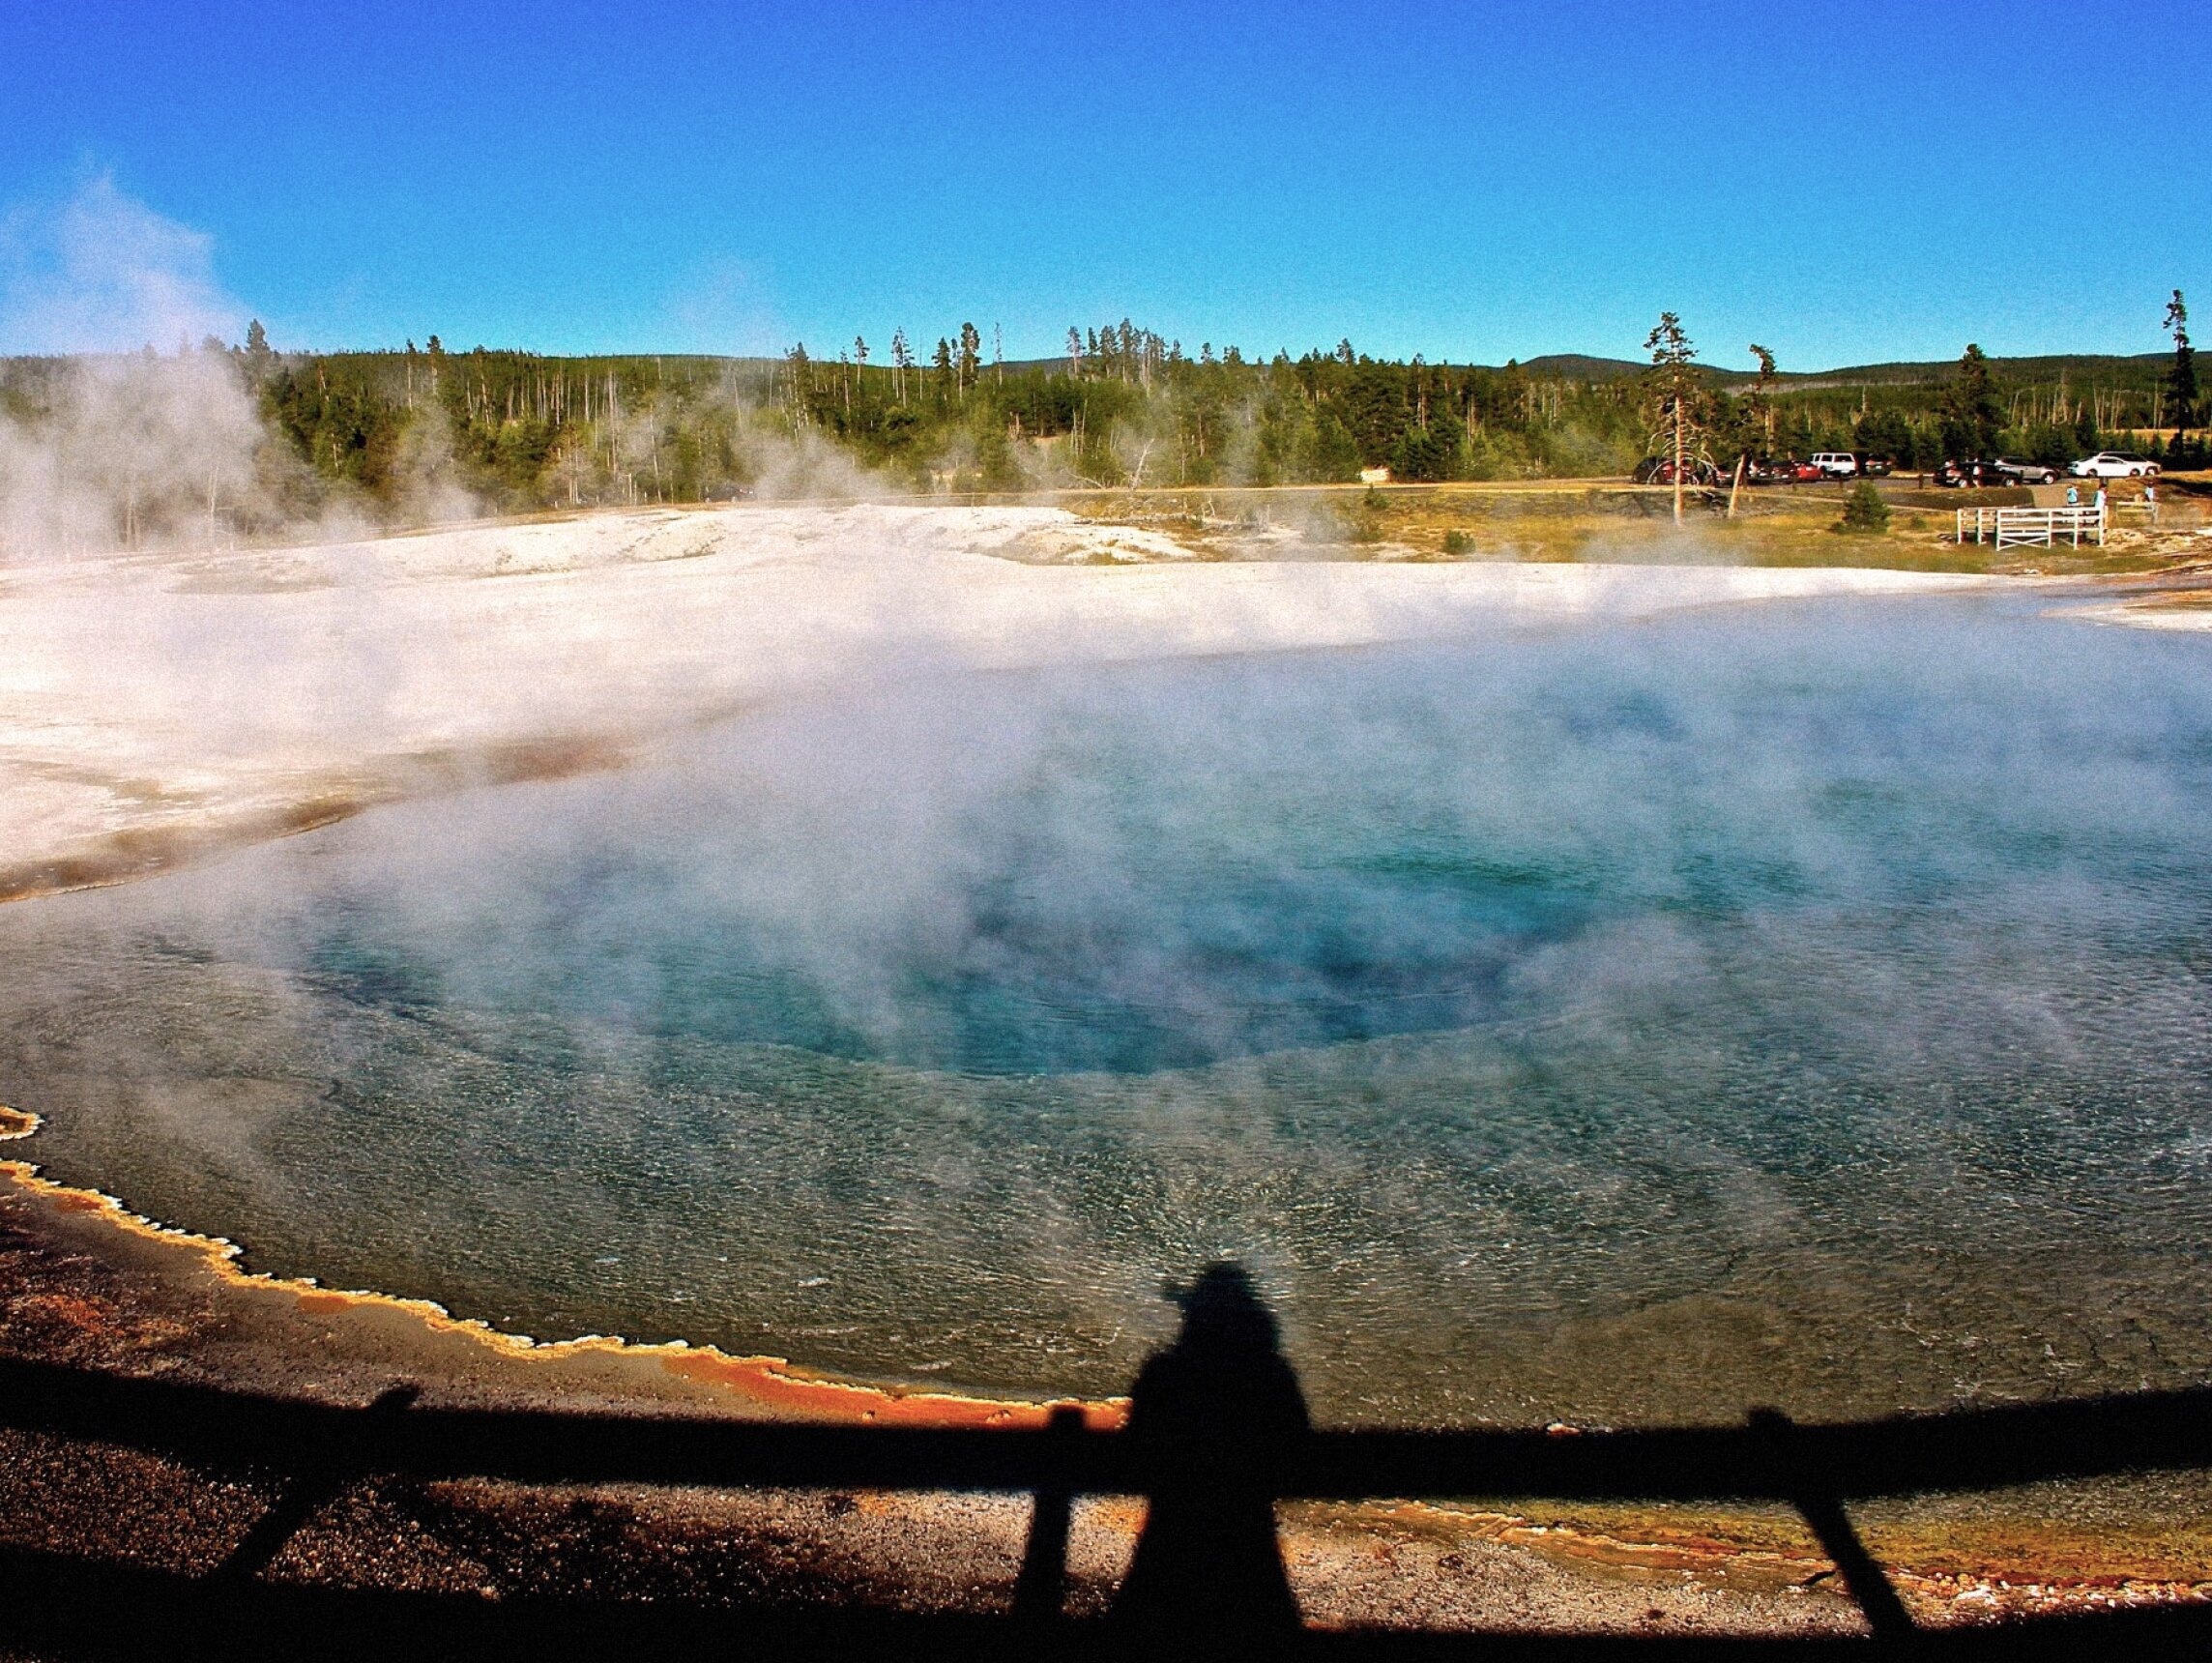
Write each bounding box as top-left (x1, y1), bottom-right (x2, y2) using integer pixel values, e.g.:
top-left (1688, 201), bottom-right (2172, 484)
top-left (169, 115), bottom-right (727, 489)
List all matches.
top-left (4, 594), bottom-right (2210, 1425)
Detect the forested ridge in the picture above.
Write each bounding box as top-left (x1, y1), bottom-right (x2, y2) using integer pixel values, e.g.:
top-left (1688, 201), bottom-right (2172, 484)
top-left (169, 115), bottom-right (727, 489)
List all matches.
top-left (0, 316), bottom-right (2197, 543)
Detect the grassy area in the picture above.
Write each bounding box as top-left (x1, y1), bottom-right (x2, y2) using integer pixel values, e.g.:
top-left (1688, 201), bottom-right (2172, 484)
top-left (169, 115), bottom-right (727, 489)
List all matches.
top-left (1016, 479), bottom-right (2195, 575)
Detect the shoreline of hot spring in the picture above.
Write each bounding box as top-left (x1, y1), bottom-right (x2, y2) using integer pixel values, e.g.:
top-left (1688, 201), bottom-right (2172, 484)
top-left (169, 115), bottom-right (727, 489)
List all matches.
top-left (5, 510), bottom-right (2208, 1625)
top-left (6, 1104), bottom-right (2210, 1628)
top-left (0, 1106), bottom-right (1121, 1430)
top-left (0, 511), bottom-right (2044, 1433)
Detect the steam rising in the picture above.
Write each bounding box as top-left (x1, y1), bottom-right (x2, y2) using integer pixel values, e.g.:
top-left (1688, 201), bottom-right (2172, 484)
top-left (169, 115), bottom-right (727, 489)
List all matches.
top-left (0, 179), bottom-right (901, 563)
top-left (4, 181), bottom-right (2207, 1433)
top-left (4, 595), bottom-right (2209, 1426)
top-left (0, 179), bottom-right (271, 560)
top-left (0, 175), bottom-right (242, 355)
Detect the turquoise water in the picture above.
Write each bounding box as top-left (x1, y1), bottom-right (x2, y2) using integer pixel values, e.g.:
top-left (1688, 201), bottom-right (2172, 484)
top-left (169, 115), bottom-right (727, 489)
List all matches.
top-left (4, 595), bottom-right (2211, 1425)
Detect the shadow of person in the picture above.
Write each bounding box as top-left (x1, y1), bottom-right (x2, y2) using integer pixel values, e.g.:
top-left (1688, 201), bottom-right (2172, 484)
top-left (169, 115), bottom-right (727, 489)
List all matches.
top-left (1109, 1261), bottom-right (1308, 1644)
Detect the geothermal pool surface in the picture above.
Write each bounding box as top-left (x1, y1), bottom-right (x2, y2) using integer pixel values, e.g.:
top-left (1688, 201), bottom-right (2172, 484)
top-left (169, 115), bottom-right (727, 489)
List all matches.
top-left (4, 593), bottom-right (2211, 1425)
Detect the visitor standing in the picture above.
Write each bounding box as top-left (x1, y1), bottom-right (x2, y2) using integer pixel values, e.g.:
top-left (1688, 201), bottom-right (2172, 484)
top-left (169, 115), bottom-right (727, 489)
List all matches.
top-left (2144, 480), bottom-right (2160, 525)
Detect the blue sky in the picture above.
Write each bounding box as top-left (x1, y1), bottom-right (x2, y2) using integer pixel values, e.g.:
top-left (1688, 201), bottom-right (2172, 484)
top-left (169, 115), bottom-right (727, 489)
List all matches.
top-left (2, 1), bottom-right (2203, 368)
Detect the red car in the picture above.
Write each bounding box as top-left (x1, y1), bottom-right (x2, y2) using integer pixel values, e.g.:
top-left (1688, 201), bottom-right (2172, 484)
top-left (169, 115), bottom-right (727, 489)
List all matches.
top-left (1634, 456), bottom-right (1725, 486)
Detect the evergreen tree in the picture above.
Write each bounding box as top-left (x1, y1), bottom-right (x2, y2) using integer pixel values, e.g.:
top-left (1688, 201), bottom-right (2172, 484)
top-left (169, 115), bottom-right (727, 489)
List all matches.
top-left (783, 343), bottom-right (812, 421)
top-left (1642, 312), bottom-right (1703, 524)
top-left (1855, 408), bottom-right (1912, 465)
top-left (1939, 343), bottom-right (2003, 461)
top-left (957, 322), bottom-right (981, 397)
top-left (1308, 413), bottom-right (1362, 481)
top-left (2073, 400), bottom-right (2098, 455)
top-left (2166, 291), bottom-right (2197, 452)
top-left (234, 318), bottom-right (274, 390)
top-left (1343, 360), bottom-right (1408, 463)
top-left (1745, 345), bottom-right (1778, 455)
top-left (1836, 480), bottom-right (1890, 535)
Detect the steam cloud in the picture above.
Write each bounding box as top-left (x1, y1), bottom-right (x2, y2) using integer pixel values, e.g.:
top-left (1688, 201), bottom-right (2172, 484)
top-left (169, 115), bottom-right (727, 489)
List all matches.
top-left (0, 178), bottom-right (916, 559)
top-left (6, 599), bottom-right (2211, 1425)
top-left (0, 178), bottom-right (273, 560)
top-left (0, 174), bottom-right (241, 355)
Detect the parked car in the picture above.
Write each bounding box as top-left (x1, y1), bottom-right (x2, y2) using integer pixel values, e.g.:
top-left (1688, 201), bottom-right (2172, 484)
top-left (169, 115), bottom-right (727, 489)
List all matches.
top-left (1778, 459), bottom-right (1823, 483)
top-left (1935, 459), bottom-right (2013, 488)
top-left (1811, 452), bottom-right (1860, 478)
top-left (1854, 453), bottom-right (1895, 478)
top-left (1991, 458), bottom-right (2058, 484)
top-left (1634, 456), bottom-right (1724, 485)
top-left (2070, 452), bottom-right (2161, 479)
top-left (1710, 456), bottom-right (1791, 484)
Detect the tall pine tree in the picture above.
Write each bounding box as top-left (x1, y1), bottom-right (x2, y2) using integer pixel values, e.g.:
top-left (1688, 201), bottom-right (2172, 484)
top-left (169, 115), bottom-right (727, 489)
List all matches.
top-left (1643, 312), bottom-right (1703, 525)
top-left (956, 322), bottom-right (981, 397)
top-left (1939, 344), bottom-right (2004, 462)
top-left (2166, 291), bottom-right (2197, 455)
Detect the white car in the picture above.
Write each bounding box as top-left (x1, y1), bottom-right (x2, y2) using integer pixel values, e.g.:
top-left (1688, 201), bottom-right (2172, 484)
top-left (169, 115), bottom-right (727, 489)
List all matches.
top-left (2070, 452), bottom-right (2161, 479)
top-left (1810, 451), bottom-right (1859, 478)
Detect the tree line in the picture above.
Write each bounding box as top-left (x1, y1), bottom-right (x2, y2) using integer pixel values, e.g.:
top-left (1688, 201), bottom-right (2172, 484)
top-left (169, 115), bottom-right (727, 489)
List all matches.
top-left (1627, 293), bottom-right (2201, 505)
top-left (1, 299), bottom-right (2197, 546)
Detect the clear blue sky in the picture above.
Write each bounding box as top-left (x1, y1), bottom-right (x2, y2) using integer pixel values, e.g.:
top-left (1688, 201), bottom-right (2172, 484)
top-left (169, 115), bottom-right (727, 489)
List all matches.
top-left (2, 0), bottom-right (2203, 368)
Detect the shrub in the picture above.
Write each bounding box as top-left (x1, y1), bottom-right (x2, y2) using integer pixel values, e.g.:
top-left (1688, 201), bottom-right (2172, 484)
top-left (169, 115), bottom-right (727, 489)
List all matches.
top-left (1836, 480), bottom-right (1891, 535)
top-left (1442, 529), bottom-right (1470, 555)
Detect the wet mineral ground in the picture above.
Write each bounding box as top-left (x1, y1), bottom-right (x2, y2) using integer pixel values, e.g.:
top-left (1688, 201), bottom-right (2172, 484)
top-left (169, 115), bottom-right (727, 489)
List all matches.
top-left (3, 1168), bottom-right (2208, 1654)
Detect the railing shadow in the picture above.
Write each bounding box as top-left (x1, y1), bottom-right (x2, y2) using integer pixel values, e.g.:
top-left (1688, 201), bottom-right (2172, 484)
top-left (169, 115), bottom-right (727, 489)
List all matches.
top-left (2, 1259), bottom-right (2210, 1658)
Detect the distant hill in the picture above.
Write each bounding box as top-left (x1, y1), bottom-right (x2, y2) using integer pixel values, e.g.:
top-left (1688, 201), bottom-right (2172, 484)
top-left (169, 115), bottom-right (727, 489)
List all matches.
top-left (1503, 351), bottom-right (2168, 389)
top-left (1000, 349), bottom-right (2170, 388)
top-left (1510, 354), bottom-right (1645, 382)
top-left (6, 346), bottom-right (2170, 390)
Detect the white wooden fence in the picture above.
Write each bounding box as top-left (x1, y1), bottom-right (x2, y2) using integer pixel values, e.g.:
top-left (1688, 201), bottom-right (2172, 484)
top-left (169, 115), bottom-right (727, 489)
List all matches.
top-left (1955, 505), bottom-right (2105, 548)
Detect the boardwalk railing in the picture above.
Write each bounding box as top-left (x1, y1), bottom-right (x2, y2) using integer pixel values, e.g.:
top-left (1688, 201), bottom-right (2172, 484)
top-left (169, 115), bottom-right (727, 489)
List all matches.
top-left (3, 1353), bottom-right (2211, 1655)
top-left (1956, 505), bottom-right (2105, 548)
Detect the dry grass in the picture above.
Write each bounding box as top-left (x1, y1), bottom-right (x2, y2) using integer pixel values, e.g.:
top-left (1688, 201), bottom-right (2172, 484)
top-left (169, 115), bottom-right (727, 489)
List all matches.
top-left (1014, 480), bottom-right (2193, 575)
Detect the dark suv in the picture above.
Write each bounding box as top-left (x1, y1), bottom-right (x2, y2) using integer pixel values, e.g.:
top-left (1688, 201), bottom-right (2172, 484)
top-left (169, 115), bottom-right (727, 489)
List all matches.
top-left (1935, 459), bottom-right (2010, 488)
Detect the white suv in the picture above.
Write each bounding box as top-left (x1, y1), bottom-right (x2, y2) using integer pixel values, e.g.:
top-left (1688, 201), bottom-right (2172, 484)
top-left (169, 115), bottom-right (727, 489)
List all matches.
top-left (1811, 452), bottom-right (1860, 478)
top-left (2070, 452), bottom-right (2161, 478)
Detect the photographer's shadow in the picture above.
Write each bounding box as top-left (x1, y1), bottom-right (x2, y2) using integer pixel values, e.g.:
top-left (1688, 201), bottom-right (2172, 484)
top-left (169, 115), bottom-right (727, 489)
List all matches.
top-left (1105, 1261), bottom-right (1308, 1640)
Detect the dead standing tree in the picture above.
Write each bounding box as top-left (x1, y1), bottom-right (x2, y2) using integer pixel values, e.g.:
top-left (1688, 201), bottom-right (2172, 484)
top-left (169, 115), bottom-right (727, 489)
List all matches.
top-left (889, 329), bottom-right (912, 406)
top-left (1728, 344), bottom-right (1781, 519)
top-left (1644, 312), bottom-right (1705, 526)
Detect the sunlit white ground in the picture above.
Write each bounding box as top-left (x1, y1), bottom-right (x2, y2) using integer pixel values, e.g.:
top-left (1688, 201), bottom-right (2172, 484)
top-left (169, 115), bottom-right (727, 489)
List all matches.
top-left (0, 504), bottom-right (1999, 883)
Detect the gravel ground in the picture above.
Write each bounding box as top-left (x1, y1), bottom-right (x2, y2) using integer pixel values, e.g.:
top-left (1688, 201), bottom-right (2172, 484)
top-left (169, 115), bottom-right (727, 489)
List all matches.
top-left (0, 1172), bottom-right (1888, 1650)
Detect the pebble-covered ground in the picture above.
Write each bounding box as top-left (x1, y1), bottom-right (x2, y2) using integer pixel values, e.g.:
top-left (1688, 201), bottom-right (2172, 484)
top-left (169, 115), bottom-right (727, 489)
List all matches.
top-left (4, 1169), bottom-right (2206, 1651)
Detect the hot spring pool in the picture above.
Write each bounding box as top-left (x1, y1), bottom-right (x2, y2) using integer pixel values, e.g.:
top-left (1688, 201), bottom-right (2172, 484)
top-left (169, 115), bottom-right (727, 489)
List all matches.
top-left (3, 593), bottom-right (2209, 1425)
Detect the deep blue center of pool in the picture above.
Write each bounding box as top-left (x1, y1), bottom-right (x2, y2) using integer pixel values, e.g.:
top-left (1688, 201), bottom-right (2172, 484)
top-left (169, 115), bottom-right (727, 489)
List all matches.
top-left (5, 593), bottom-right (2210, 1424)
